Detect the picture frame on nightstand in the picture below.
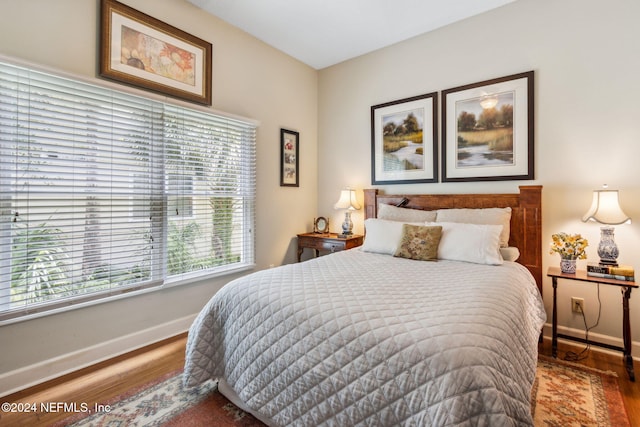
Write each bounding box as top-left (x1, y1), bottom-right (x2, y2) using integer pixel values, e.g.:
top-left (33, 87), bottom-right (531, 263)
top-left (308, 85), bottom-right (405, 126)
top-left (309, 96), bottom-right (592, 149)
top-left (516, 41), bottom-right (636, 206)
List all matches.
top-left (314, 217), bottom-right (329, 234)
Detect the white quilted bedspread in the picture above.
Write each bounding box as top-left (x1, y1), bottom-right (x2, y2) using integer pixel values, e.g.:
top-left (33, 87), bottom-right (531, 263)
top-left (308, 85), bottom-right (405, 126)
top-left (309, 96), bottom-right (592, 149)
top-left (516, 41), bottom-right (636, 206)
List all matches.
top-left (184, 249), bottom-right (546, 426)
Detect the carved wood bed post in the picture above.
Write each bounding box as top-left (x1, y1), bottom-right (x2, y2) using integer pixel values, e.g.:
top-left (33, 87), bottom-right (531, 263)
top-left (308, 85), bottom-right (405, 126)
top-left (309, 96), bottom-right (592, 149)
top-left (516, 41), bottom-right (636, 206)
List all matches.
top-left (515, 185), bottom-right (542, 293)
top-left (363, 189), bottom-right (379, 220)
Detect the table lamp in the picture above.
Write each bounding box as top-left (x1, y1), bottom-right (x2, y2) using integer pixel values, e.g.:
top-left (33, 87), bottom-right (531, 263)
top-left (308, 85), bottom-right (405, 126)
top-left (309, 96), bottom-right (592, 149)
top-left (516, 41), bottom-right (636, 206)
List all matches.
top-left (334, 188), bottom-right (361, 237)
top-left (582, 186), bottom-right (631, 266)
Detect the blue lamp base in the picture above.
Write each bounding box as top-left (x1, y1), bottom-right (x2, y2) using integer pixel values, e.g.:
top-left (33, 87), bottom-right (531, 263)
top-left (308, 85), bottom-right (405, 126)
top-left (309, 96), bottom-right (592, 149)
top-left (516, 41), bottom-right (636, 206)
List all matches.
top-left (597, 226), bottom-right (619, 266)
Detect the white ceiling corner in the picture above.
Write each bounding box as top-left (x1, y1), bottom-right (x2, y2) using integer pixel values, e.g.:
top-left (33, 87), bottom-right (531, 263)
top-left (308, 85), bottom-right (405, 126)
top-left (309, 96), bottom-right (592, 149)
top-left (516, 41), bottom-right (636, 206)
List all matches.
top-left (188, 0), bottom-right (517, 69)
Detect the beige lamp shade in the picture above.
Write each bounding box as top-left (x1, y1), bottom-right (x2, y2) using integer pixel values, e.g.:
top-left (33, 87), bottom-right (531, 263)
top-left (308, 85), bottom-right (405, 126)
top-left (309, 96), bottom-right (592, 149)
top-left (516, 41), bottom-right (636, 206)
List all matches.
top-left (334, 188), bottom-right (361, 211)
top-left (581, 189), bottom-right (631, 225)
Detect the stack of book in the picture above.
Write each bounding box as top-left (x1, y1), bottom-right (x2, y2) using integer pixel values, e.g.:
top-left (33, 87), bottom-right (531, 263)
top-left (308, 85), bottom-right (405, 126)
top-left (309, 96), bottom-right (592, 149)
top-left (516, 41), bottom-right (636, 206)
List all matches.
top-left (586, 263), bottom-right (635, 282)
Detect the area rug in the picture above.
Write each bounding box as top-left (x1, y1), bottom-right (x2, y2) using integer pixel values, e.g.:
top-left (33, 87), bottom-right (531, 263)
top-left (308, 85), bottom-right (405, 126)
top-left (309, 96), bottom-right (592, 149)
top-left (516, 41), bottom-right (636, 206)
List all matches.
top-left (53, 370), bottom-right (264, 427)
top-left (532, 355), bottom-right (629, 426)
top-left (57, 357), bottom-right (629, 426)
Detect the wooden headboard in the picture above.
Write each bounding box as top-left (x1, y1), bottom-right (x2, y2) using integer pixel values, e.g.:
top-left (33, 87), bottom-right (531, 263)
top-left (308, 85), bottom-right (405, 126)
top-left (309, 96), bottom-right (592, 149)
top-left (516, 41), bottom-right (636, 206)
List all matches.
top-left (363, 185), bottom-right (543, 294)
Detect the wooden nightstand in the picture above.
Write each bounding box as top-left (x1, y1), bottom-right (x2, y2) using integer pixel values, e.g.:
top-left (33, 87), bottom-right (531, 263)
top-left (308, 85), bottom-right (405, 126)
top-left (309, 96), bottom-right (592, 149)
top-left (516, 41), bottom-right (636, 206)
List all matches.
top-left (547, 266), bottom-right (638, 381)
top-left (297, 233), bottom-right (363, 262)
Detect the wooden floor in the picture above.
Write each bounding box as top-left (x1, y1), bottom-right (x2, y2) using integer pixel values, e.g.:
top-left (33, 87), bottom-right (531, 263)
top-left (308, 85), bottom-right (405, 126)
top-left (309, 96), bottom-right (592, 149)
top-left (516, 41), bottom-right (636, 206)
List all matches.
top-left (1, 334), bottom-right (639, 426)
top-left (0, 334), bottom-right (188, 427)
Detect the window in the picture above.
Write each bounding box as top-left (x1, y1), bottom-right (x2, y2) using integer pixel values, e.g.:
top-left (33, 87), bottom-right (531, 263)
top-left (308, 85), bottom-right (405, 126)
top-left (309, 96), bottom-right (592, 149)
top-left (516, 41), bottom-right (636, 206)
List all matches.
top-left (167, 174), bottom-right (194, 219)
top-left (0, 60), bottom-right (256, 322)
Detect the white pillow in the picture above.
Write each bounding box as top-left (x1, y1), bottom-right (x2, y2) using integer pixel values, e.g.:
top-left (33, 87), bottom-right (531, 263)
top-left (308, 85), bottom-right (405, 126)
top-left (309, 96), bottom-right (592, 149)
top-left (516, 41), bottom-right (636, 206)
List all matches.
top-left (361, 218), bottom-right (418, 255)
top-left (500, 247), bottom-right (520, 262)
top-left (378, 203), bottom-right (437, 223)
top-left (430, 221), bottom-right (504, 265)
top-left (435, 207), bottom-right (511, 248)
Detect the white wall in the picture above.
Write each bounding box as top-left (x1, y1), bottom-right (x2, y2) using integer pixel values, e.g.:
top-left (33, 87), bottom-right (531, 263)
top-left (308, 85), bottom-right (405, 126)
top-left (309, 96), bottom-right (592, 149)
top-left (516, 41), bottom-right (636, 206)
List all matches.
top-left (318, 0), bottom-right (640, 351)
top-left (0, 0), bottom-right (318, 394)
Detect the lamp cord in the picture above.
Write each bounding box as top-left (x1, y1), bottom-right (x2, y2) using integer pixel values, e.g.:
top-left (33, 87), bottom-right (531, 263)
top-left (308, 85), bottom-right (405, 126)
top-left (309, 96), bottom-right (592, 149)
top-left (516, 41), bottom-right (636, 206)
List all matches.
top-left (563, 283), bottom-right (602, 362)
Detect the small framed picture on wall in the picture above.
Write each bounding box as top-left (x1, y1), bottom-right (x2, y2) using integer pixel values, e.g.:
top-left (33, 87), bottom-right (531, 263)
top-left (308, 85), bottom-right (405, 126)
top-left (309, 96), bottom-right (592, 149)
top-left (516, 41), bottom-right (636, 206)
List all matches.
top-left (280, 128), bottom-right (299, 187)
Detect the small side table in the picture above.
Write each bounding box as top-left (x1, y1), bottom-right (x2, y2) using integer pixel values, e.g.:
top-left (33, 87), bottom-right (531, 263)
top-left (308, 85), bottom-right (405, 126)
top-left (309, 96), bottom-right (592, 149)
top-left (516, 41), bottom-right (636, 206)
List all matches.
top-left (547, 266), bottom-right (638, 381)
top-left (297, 233), bottom-right (363, 262)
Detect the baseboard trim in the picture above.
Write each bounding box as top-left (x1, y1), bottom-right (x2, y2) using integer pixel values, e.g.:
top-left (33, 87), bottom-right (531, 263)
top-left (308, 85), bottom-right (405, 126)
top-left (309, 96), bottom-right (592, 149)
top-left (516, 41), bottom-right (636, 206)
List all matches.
top-left (542, 323), bottom-right (640, 360)
top-left (0, 314), bottom-right (196, 397)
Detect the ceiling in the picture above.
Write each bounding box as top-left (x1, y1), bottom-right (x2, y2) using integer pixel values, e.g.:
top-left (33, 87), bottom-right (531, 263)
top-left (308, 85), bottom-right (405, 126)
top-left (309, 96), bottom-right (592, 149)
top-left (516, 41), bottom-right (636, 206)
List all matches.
top-left (188, 0), bottom-right (516, 69)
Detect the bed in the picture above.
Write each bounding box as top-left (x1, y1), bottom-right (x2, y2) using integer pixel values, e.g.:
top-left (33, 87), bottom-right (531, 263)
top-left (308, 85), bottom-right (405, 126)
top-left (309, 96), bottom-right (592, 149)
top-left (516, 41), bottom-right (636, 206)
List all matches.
top-left (184, 185), bottom-right (546, 426)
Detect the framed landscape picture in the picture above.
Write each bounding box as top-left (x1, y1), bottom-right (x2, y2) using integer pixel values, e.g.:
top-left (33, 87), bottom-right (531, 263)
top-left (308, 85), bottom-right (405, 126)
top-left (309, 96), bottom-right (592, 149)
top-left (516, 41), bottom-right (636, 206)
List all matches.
top-left (280, 128), bottom-right (299, 187)
top-left (100, 0), bottom-right (212, 105)
top-left (441, 71), bottom-right (534, 182)
top-left (371, 92), bottom-right (438, 185)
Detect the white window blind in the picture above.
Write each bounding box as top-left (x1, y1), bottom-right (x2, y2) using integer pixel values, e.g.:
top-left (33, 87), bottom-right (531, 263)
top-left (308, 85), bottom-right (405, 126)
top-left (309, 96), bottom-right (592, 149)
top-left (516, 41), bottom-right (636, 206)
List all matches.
top-left (0, 60), bottom-right (256, 322)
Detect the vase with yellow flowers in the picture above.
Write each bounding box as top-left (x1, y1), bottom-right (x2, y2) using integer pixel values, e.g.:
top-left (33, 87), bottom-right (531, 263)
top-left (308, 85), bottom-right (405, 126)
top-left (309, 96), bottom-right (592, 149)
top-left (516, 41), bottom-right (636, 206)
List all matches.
top-left (549, 232), bottom-right (589, 274)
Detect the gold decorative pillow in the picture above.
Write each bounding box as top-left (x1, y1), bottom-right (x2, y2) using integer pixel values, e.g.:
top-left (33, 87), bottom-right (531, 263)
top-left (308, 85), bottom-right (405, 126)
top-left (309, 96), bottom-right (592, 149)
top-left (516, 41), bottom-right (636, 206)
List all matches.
top-left (394, 224), bottom-right (442, 261)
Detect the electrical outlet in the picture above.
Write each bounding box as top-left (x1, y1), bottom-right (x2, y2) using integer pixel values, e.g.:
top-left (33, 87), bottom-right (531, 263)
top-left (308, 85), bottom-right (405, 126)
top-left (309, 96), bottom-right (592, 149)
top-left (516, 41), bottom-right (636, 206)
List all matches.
top-left (571, 297), bottom-right (584, 313)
